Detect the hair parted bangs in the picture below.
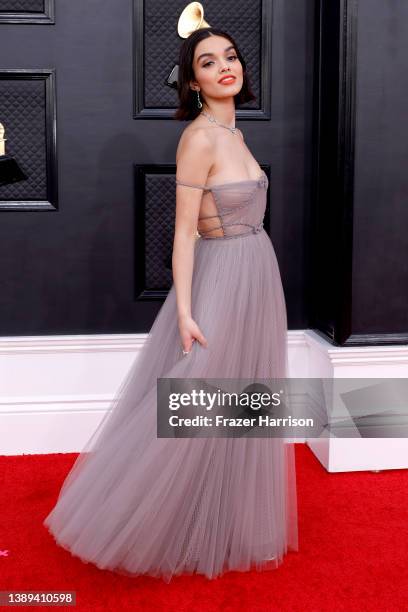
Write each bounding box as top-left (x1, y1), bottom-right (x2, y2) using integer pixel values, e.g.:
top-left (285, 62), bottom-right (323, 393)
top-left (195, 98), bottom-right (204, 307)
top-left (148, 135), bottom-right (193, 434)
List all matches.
top-left (174, 27), bottom-right (256, 121)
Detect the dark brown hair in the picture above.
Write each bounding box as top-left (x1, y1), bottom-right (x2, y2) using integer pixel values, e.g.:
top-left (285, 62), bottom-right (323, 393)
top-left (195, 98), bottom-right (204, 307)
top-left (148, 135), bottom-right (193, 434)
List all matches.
top-left (174, 27), bottom-right (256, 121)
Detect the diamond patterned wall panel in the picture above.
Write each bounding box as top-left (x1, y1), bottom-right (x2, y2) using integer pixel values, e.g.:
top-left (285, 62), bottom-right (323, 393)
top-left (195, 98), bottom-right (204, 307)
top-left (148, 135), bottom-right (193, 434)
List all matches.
top-left (0, 70), bottom-right (57, 210)
top-left (134, 167), bottom-right (176, 299)
top-left (0, 0), bottom-right (44, 10)
top-left (145, 174), bottom-right (175, 286)
top-left (0, 0), bottom-right (53, 23)
top-left (133, 0), bottom-right (272, 118)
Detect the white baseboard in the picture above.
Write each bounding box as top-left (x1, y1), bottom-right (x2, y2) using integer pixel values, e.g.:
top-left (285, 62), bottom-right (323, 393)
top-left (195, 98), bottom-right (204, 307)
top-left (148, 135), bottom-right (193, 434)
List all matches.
top-left (302, 330), bottom-right (408, 472)
top-left (1, 330), bottom-right (407, 471)
top-left (0, 333), bottom-right (146, 455)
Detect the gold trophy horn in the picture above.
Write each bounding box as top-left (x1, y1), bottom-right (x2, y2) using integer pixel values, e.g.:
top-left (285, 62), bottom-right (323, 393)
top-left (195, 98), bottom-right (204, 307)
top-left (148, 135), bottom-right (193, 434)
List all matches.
top-left (0, 122), bottom-right (28, 186)
top-left (177, 2), bottom-right (211, 39)
top-left (0, 123), bottom-right (6, 157)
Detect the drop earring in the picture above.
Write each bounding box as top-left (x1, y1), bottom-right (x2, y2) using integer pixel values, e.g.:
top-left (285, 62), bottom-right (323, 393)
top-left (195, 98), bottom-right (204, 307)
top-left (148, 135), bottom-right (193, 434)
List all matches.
top-left (196, 90), bottom-right (203, 109)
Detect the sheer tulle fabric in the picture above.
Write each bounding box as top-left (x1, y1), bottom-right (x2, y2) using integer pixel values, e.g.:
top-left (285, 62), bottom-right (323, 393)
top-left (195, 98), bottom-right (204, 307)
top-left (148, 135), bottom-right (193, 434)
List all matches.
top-left (43, 177), bottom-right (299, 582)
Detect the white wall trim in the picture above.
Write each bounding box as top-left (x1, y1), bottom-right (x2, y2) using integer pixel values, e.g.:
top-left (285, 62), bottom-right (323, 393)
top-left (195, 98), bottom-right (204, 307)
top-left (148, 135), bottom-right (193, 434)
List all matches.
top-left (303, 330), bottom-right (408, 472)
top-left (1, 330), bottom-right (407, 471)
top-left (0, 333), bottom-right (148, 355)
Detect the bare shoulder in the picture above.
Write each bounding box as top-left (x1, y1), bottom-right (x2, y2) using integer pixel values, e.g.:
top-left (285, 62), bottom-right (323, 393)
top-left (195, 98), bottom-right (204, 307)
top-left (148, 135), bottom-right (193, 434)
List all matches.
top-left (176, 125), bottom-right (214, 162)
top-left (236, 127), bottom-right (245, 142)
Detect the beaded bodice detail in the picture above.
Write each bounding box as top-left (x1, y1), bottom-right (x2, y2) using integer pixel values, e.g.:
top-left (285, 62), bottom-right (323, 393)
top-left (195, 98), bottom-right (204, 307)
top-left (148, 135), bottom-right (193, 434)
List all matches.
top-left (176, 170), bottom-right (269, 240)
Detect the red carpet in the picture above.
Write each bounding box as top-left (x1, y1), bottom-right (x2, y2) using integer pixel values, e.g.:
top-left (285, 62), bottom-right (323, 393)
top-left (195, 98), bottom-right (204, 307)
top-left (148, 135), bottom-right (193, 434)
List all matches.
top-left (1, 443), bottom-right (407, 611)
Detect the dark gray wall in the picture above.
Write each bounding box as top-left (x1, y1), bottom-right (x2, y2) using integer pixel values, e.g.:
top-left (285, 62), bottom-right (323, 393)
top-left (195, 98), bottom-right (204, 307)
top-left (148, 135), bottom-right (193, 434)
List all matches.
top-left (0, 0), bottom-right (314, 335)
top-left (352, 0), bottom-right (408, 334)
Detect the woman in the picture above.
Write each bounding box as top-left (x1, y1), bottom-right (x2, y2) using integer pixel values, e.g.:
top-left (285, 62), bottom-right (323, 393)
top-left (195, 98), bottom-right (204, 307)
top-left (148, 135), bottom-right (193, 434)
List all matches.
top-left (43, 27), bottom-right (299, 583)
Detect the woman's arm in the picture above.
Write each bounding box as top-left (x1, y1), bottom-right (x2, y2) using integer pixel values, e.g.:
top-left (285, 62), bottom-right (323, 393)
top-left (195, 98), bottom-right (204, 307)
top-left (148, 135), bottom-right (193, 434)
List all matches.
top-left (173, 129), bottom-right (213, 351)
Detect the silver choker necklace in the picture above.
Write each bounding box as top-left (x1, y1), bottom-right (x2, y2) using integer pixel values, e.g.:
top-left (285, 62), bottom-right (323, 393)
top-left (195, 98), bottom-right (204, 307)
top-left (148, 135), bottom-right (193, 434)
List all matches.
top-left (201, 110), bottom-right (238, 135)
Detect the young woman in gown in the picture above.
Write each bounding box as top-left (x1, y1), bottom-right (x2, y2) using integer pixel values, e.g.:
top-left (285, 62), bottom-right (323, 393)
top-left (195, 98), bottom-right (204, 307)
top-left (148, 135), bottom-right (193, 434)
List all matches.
top-left (43, 27), bottom-right (299, 583)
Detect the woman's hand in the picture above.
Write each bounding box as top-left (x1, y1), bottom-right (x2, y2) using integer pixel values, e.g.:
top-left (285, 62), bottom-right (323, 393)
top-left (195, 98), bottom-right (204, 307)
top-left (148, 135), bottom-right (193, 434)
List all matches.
top-left (178, 314), bottom-right (208, 354)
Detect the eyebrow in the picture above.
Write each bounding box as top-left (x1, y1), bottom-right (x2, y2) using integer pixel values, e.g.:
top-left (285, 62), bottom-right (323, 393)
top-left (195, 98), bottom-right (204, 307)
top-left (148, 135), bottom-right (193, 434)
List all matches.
top-left (196, 45), bottom-right (235, 63)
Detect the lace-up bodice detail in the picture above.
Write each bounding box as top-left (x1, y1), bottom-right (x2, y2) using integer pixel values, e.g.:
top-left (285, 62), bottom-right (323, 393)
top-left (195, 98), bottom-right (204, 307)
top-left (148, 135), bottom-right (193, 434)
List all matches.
top-left (176, 171), bottom-right (269, 240)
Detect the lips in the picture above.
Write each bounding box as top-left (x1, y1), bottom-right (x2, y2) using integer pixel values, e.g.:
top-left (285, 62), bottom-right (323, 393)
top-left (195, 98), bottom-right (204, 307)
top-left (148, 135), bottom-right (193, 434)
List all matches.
top-left (218, 75), bottom-right (236, 84)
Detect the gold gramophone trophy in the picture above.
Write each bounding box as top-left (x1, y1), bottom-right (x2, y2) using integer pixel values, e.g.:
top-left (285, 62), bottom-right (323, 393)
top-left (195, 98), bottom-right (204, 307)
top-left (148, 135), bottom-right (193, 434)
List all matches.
top-left (0, 122), bottom-right (28, 186)
top-left (165, 2), bottom-right (211, 89)
top-left (177, 1), bottom-right (210, 38)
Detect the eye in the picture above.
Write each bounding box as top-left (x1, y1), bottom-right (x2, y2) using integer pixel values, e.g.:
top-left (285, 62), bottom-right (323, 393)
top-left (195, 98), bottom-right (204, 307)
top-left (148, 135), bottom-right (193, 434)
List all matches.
top-left (202, 55), bottom-right (238, 68)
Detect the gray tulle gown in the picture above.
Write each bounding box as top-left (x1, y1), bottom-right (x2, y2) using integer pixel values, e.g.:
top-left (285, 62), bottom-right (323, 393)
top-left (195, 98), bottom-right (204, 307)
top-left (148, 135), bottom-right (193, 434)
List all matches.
top-left (43, 169), bottom-right (299, 582)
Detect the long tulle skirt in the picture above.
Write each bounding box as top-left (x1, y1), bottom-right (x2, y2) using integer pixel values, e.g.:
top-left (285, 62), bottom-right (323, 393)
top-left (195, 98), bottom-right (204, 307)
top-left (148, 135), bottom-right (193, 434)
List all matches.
top-left (43, 230), bottom-right (299, 582)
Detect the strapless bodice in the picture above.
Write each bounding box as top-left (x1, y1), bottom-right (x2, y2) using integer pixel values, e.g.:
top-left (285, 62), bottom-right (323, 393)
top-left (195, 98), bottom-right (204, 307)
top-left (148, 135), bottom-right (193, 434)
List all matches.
top-left (175, 171), bottom-right (269, 240)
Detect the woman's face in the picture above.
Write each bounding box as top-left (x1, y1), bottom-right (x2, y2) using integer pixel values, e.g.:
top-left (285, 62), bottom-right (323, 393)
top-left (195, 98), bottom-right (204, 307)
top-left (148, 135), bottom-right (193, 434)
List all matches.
top-left (191, 35), bottom-right (243, 100)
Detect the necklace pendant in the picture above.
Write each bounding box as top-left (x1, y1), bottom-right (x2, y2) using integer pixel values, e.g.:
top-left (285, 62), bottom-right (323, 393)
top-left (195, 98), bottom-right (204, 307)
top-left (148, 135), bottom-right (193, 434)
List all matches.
top-left (202, 110), bottom-right (238, 135)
